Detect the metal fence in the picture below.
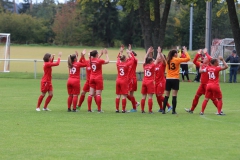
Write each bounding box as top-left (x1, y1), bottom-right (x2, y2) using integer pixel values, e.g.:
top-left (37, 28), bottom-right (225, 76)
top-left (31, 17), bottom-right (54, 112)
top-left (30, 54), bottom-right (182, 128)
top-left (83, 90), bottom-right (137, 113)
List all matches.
top-left (0, 59), bottom-right (239, 82)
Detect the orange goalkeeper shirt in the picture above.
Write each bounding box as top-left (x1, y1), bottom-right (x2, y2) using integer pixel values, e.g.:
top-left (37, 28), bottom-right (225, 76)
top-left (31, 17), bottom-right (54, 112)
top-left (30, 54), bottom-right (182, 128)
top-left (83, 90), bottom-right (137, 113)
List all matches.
top-left (166, 52), bottom-right (190, 79)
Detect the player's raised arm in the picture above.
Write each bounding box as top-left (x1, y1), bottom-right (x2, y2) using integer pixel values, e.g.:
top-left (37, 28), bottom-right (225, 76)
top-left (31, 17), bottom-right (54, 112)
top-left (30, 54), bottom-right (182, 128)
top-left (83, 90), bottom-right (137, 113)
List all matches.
top-left (103, 48), bottom-right (109, 64)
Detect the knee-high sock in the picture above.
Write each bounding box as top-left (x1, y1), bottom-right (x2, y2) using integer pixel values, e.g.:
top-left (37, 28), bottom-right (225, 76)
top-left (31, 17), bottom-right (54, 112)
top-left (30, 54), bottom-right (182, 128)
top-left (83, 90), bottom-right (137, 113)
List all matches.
top-left (68, 95), bottom-right (73, 109)
top-left (122, 99), bottom-right (126, 111)
top-left (131, 96), bottom-right (137, 109)
top-left (141, 99), bottom-right (145, 111)
top-left (148, 99), bottom-right (153, 112)
top-left (217, 99), bottom-right (223, 113)
top-left (44, 95), bottom-right (53, 108)
top-left (37, 95), bottom-right (44, 108)
top-left (94, 95), bottom-right (97, 104)
top-left (201, 99), bottom-right (208, 113)
top-left (127, 95), bottom-right (132, 101)
top-left (211, 98), bottom-right (218, 108)
top-left (72, 96), bottom-right (78, 110)
top-left (156, 95), bottom-right (162, 109)
top-left (191, 95), bottom-right (200, 111)
top-left (115, 98), bottom-right (120, 111)
top-left (77, 94), bottom-right (85, 107)
top-left (96, 95), bottom-right (102, 111)
top-left (87, 95), bottom-right (93, 111)
top-left (172, 96), bottom-right (177, 112)
top-left (163, 96), bottom-right (169, 111)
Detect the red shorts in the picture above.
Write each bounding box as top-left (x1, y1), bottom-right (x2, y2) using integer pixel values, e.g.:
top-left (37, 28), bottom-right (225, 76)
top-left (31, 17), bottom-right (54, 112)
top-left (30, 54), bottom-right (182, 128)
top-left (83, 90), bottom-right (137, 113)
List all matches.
top-left (196, 83), bottom-right (207, 96)
top-left (41, 81), bottom-right (53, 93)
top-left (205, 83), bottom-right (222, 99)
top-left (141, 80), bottom-right (155, 94)
top-left (82, 80), bottom-right (90, 92)
top-left (89, 78), bottom-right (103, 90)
top-left (129, 78), bottom-right (137, 91)
top-left (116, 79), bottom-right (129, 95)
top-left (67, 78), bottom-right (80, 95)
top-left (155, 81), bottom-right (165, 95)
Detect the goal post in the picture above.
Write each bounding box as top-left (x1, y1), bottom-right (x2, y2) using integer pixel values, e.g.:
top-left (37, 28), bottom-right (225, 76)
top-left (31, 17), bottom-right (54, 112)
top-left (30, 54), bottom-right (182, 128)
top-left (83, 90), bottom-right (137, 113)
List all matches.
top-left (0, 33), bottom-right (10, 72)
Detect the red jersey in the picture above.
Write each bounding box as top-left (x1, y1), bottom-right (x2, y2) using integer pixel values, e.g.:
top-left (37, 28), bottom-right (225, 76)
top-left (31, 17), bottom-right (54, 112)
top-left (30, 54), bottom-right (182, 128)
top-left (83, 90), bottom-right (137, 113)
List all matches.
top-left (68, 61), bottom-right (87, 79)
top-left (200, 64), bottom-right (209, 84)
top-left (85, 60), bottom-right (91, 81)
top-left (155, 62), bottom-right (166, 84)
top-left (116, 58), bottom-right (133, 81)
top-left (206, 66), bottom-right (221, 84)
top-left (90, 58), bottom-right (105, 79)
top-left (41, 58), bottom-right (60, 82)
top-left (143, 63), bottom-right (155, 82)
top-left (128, 52), bottom-right (138, 79)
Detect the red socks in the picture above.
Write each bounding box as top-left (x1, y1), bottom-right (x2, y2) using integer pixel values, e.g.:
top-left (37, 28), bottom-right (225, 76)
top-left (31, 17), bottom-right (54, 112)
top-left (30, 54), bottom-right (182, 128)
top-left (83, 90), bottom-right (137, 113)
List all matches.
top-left (87, 95), bottom-right (93, 111)
top-left (37, 95), bottom-right (44, 108)
top-left (115, 98), bottom-right (120, 111)
top-left (122, 99), bottom-right (126, 111)
top-left (217, 100), bottom-right (223, 114)
top-left (191, 95), bottom-right (199, 111)
top-left (96, 95), bottom-right (102, 111)
top-left (44, 95), bottom-right (52, 108)
top-left (68, 96), bottom-right (73, 109)
top-left (72, 96), bottom-right (78, 110)
top-left (148, 99), bottom-right (153, 112)
top-left (141, 99), bottom-right (145, 111)
top-left (201, 99), bottom-right (208, 113)
top-left (77, 94), bottom-right (85, 107)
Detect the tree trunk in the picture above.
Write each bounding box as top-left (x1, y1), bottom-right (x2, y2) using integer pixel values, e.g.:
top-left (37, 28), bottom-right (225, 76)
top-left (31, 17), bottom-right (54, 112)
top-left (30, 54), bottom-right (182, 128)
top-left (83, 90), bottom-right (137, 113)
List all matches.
top-left (152, 0), bottom-right (160, 58)
top-left (226, 0), bottom-right (240, 58)
top-left (139, 0), bottom-right (153, 53)
top-left (159, 0), bottom-right (171, 48)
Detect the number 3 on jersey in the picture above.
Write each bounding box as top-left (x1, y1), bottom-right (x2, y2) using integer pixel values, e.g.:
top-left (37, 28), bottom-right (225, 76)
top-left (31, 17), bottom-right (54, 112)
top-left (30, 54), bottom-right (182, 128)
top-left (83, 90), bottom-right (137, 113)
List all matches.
top-left (119, 68), bottom-right (124, 76)
top-left (91, 64), bottom-right (96, 72)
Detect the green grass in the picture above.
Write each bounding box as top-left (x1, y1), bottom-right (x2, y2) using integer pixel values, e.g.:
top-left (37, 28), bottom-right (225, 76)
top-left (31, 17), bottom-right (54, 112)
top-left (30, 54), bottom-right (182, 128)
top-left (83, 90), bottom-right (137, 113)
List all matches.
top-left (0, 77), bottom-right (240, 160)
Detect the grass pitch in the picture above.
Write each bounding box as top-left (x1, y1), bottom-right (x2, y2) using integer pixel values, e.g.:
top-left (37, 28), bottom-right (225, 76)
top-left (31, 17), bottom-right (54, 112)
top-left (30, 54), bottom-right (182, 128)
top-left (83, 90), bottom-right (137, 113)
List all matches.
top-left (0, 77), bottom-right (240, 160)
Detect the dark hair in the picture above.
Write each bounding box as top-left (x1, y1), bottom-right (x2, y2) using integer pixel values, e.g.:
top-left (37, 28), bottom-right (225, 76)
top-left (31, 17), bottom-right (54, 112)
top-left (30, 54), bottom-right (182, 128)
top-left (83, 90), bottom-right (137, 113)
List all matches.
top-left (145, 57), bottom-right (153, 64)
top-left (132, 51), bottom-right (137, 56)
top-left (120, 55), bottom-right (126, 61)
top-left (210, 58), bottom-right (218, 65)
top-left (90, 50), bottom-right (98, 57)
top-left (167, 50), bottom-right (177, 66)
top-left (68, 54), bottom-right (76, 68)
top-left (43, 53), bottom-right (51, 62)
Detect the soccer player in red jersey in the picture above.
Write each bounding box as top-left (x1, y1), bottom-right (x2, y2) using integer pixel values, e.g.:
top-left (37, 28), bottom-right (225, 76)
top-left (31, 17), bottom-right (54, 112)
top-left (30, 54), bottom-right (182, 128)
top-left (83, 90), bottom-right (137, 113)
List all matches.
top-left (127, 44), bottom-right (139, 112)
top-left (199, 56), bottom-right (228, 115)
top-left (87, 49), bottom-right (109, 112)
top-left (154, 46), bottom-right (172, 113)
top-left (185, 48), bottom-right (218, 113)
top-left (141, 47), bottom-right (156, 113)
top-left (67, 50), bottom-right (87, 112)
top-left (36, 52), bottom-right (62, 111)
top-left (115, 46), bottom-right (134, 113)
top-left (77, 52), bottom-right (103, 109)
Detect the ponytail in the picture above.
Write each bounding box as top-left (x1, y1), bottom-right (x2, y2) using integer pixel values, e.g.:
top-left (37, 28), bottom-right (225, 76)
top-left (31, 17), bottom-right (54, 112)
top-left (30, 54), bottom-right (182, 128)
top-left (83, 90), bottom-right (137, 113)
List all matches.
top-left (68, 54), bottom-right (76, 68)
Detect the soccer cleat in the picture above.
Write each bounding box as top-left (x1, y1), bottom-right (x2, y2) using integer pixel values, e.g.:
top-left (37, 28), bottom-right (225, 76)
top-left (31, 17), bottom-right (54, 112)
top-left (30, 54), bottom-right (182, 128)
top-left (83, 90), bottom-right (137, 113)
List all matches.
top-left (67, 108), bottom-right (71, 112)
top-left (158, 109), bottom-right (163, 112)
top-left (98, 110), bottom-right (104, 113)
top-left (141, 110), bottom-right (146, 113)
top-left (167, 106), bottom-right (172, 113)
top-left (122, 110), bottom-right (126, 113)
top-left (42, 108), bottom-right (51, 111)
top-left (36, 108), bottom-right (41, 111)
top-left (116, 110), bottom-right (119, 113)
top-left (88, 110), bottom-right (93, 112)
top-left (135, 102), bottom-right (140, 107)
top-left (185, 108), bottom-right (193, 113)
top-left (149, 111), bottom-right (154, 114)
top-left (216, 112), bottom-right (225, 116)
top-left (72, 109), bottom-right (78, 112)
top-left (129, 109), bottom-right (137, 112)
top-left (76, 106), bottom-right (81, 109)
top-left (172, 111), bottom-right (177, 114)
top-left (162, 110), bottom-right (166, 114)
top-left (199, 112), bottom-right (204, 115)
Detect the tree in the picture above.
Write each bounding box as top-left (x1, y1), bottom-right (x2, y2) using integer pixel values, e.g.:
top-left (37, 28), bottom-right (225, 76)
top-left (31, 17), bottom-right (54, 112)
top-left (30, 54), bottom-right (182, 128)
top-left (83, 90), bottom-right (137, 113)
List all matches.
top-left (226, 0), bottom-right (240, 57)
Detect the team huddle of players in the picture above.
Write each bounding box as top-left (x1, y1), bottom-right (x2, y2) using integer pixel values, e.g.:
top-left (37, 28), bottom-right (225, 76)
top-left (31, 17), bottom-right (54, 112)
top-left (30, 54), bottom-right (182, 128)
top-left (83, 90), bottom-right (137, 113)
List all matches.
top-left (35, 45), bottom-right (228, 115)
